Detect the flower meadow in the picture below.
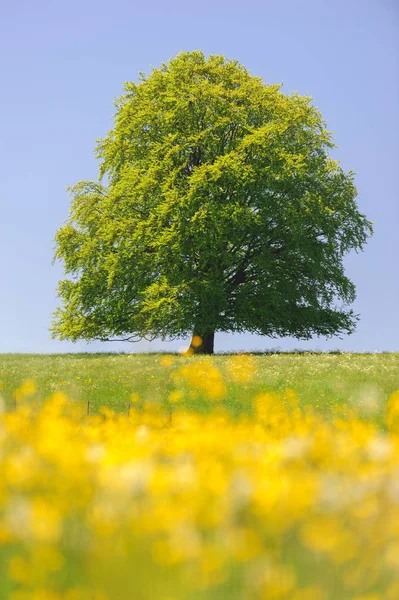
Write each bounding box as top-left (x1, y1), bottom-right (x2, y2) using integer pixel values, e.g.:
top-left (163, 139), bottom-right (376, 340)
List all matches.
top-left (0, 353), bottom-right (399, 599)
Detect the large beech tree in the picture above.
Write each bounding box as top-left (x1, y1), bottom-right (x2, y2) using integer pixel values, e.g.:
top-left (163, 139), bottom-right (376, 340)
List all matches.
top-left (52, 51), bottom-right (372, 353)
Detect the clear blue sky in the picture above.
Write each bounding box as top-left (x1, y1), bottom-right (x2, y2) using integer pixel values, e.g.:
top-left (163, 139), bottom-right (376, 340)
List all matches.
top-left (0, 0), bottom-right (397, 353)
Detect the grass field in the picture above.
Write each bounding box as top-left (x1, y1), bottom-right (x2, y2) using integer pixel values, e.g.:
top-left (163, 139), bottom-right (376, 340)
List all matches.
top-left (1, 352), bottom-right (398, 420)
top-left (0, 352), bottom-right (399, 599)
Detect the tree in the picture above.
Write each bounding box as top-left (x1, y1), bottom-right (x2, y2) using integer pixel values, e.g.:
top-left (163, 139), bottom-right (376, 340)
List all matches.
top-left (52, 51), bottom-right (372, 354)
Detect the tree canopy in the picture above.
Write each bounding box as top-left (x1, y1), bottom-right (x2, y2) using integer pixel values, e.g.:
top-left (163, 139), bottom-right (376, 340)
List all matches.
top-left (52, 51), bottom-right (372, 353)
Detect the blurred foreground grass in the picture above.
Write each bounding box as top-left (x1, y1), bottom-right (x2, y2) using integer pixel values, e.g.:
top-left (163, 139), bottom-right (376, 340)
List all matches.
top-left (0, 353), bottom-right (399, 599)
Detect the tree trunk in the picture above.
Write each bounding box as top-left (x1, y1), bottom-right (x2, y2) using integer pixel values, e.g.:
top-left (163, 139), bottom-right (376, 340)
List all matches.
top-left (189, 332), bottom-right (215, 355)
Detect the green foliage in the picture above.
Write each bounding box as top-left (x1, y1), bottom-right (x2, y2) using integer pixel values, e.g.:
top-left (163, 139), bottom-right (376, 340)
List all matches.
top-left (52, 51), bottom-right (372, 345)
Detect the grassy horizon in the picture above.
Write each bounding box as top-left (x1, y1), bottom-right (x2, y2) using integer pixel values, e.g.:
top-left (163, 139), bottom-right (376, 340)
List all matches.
top-left (1, 352), bottom-right (398, 423)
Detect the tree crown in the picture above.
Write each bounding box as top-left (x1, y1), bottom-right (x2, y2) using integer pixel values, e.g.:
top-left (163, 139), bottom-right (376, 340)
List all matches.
top-left (52, 51), bottom-right (372, 347)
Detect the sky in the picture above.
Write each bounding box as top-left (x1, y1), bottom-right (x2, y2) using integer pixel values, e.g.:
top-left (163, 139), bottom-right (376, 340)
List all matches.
top-left (0, 0), bottom-right (397, 354)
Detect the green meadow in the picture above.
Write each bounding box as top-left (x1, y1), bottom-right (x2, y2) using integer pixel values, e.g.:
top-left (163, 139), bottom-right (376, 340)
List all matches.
top-left (1, 352), bottom-right (398, 424)
top-left (1, 352), bottom-right (399, 599)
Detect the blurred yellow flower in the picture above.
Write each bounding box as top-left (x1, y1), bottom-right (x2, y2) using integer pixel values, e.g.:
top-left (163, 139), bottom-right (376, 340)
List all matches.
top-left (191, 336), bottom-right (203, 348)
top-left (386, 390), bottom-right (399, 432)
top-left (160, 355), bottom-right (175, 367)
top-left (0, 376), bottom-right (397, 598)
top-left (14, 379), bottom-right (36, 402)
top-left (172, 360), bottom-right (226, 400)
top-left (169, 390), bottom-right (183, 404)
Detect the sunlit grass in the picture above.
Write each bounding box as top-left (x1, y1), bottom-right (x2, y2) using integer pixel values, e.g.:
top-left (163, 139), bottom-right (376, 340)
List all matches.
top-left (0, 353), bottom-right (398, 599)
top-left (0, 352), bottom-right (398, 422)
